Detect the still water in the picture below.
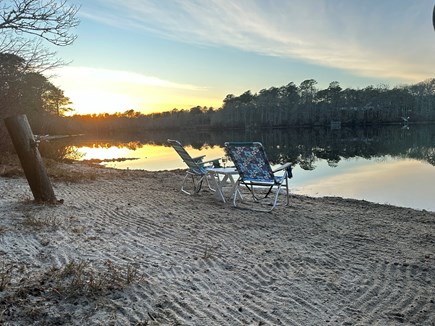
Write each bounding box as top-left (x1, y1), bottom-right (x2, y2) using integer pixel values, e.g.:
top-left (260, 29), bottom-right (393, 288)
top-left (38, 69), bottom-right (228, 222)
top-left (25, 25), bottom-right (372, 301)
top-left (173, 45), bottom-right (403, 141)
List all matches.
top-left (41, 125), bottom-right (435, 212)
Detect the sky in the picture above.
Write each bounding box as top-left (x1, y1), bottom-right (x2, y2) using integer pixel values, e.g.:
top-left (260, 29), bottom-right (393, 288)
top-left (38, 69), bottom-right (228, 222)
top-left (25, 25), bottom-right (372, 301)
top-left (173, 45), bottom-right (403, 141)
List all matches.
top-left (49, 0), bottom-right (435, 115)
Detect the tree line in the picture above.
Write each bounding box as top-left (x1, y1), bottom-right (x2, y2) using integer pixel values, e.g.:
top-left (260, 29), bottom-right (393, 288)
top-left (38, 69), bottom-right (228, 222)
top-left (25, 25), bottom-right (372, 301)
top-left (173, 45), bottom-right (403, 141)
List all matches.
top-left (2, 46), bottom-right (435, 137)
top-left (52, 78), bottom-right (435, 135)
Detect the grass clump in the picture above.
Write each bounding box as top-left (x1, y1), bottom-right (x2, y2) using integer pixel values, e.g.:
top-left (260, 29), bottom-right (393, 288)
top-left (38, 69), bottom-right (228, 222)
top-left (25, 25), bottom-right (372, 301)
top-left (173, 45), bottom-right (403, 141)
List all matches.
top-left (48, 259), bottom-right (144, 298)
top-left (0, 264), bottom-right (14, 291)
top-left (44, 159), bottom-right (99, 182)
top-left (21, 212), bottom-right (62, 231)
top-left (0, 152), bottom-right (101, 183)
top-left (0, 259), bottom-right (146, 324)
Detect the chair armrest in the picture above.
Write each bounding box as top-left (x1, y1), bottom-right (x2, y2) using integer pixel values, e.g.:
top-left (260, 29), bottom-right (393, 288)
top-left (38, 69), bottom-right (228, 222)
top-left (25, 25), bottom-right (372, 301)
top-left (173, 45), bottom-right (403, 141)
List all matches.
top-left (199, 158), bottom-right (221, 167)
top-left (192, 155), bottom-right (206, 163)
top-left (272, 162), bottom-right (292, 173)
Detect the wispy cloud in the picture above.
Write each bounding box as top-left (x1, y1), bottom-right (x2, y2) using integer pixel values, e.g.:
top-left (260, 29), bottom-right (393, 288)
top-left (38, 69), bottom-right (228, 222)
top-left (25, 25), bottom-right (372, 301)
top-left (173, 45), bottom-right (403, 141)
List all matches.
top-left (53, 66), bottom-right (206, 91)
top-left (86, 0), bottom-right (435, 82)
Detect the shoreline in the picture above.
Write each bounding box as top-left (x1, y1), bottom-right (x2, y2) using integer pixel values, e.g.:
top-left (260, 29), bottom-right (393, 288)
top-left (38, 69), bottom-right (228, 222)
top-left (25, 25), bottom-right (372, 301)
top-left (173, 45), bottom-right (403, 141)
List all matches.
top-left (1, 166), bottom-right (434, 325)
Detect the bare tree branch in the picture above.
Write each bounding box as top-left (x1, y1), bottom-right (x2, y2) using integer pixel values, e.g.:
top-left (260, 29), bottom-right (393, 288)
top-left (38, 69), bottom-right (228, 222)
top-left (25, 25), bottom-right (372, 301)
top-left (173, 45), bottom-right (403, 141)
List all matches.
top-left (0, 0), bottom-right (80, 46)
top-left (0, 0), bottom-right (79, 72)
top-left (0, 34), bottom-right (67, 73)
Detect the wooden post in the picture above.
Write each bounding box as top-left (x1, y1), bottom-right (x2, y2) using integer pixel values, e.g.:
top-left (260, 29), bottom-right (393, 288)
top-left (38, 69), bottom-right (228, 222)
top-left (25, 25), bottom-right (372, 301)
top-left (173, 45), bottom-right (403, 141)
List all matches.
top-left (4, 114), bottom-right (58, 203)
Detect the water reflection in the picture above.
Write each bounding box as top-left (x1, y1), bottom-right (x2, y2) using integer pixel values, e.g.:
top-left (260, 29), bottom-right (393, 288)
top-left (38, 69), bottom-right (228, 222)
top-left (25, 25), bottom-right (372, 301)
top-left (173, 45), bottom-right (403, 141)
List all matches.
top-left (39, 125), bottom-right (435, 211)
top-left (40, 125), bottom-right (435, 168)
top-left (291, 157), bottom-right (435, 212)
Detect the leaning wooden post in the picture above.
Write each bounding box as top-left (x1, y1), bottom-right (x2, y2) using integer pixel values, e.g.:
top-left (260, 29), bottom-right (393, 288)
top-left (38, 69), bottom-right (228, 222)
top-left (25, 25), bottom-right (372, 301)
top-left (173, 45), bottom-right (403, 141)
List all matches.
top-left (4, 114), bottom-right (58, 203)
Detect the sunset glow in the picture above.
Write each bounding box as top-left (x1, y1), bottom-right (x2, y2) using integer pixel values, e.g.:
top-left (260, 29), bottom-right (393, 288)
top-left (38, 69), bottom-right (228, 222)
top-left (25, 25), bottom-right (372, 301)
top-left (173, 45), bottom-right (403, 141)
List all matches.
top-left (53, 67), bottom-right (223, 115)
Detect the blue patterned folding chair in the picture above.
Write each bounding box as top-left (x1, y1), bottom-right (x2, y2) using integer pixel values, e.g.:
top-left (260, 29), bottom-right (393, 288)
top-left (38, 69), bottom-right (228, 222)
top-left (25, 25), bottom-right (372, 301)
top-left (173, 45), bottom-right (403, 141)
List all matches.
top-left (168, 139), bottom-right (220, 195)
top-left (224, 142), bottom-right (293, 211)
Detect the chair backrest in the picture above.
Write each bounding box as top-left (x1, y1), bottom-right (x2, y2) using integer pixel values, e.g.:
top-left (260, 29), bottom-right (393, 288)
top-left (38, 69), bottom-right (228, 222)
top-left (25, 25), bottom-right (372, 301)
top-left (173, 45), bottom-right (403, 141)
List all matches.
top-left (224, 142), bottom-right (274, 183)
top-left (168, 139), bottom-right (206, 174)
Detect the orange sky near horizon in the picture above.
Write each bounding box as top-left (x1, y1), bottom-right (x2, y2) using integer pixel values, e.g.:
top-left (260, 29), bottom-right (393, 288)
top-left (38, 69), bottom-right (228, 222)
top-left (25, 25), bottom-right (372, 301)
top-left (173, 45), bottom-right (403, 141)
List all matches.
top-left (54, 67), bottom-right (225, 116)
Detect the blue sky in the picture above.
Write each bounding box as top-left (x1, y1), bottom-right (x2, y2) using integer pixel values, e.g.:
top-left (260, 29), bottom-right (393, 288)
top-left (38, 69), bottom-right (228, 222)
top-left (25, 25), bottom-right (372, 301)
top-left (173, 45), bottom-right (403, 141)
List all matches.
top-left (50, 0), bottom-right (435, 115)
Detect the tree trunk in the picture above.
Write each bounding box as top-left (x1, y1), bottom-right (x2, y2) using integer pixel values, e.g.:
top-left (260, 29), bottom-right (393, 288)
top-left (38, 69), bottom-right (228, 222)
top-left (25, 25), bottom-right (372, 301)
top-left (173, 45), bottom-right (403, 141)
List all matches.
top-left (4, 114), bottom-right (58, 203)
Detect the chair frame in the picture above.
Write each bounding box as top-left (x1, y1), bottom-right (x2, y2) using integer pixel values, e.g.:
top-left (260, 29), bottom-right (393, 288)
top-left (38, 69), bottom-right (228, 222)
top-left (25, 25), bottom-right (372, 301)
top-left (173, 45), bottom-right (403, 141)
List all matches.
top-left (168, 139), bottom-right (219, 195)
top-left (224, 142), bottom-right (292, 211)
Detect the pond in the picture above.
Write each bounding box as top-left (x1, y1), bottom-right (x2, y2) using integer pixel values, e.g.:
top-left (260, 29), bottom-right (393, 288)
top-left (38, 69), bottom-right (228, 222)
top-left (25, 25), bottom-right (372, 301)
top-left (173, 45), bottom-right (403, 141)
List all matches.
top-left (40, 125), bottom-right (435, 212)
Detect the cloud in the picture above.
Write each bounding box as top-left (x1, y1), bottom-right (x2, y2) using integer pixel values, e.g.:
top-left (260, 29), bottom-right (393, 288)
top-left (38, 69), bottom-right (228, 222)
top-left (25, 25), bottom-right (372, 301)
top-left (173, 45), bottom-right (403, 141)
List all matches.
top-left (86, 0), bottom-right (435, 82)
top-left (52, 66), bottom-right (206, 91)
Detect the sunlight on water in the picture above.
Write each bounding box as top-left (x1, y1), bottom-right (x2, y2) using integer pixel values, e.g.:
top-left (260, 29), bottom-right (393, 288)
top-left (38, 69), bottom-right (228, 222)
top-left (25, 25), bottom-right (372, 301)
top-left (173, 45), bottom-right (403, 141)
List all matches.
top-left (74, 146), bottom-right (131, 160)
top-left (72, 143), bottom-right (435, 212)
top-left (76, 144), bottom-right (226, 171)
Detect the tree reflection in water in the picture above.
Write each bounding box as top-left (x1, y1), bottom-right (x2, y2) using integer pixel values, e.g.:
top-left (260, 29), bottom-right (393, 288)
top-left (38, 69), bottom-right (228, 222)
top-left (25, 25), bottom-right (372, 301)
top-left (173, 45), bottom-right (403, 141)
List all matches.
top-left (40, 124), bottom-right (435, 168)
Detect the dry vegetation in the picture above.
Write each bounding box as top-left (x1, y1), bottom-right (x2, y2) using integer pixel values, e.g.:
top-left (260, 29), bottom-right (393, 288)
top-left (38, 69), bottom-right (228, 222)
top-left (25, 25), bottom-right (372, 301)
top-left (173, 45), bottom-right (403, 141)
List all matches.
top-left (0, 153), bottom-right (22, 178)
top-left (0, 259), bottom-right (146, 324)
top-left (0, 152), bottom-right (120, 183)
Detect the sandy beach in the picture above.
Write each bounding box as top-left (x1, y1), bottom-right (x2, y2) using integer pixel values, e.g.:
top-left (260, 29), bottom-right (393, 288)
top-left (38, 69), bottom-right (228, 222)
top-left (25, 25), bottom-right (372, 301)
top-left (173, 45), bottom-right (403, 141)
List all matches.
top-left (0, 164), bottom-right (434, 325)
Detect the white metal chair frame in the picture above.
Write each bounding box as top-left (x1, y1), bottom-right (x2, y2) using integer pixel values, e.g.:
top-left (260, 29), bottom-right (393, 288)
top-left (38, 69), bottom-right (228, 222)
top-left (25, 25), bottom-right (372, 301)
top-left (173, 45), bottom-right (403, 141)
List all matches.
top-left (168, 139), bottom-right (219, 195)
top-left (225, 142), bottom-right (292, 212)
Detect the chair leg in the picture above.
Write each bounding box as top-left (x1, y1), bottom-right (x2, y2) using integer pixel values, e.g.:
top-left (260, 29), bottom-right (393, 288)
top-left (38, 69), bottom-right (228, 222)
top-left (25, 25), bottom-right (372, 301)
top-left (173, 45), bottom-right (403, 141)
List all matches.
top-left (232, 178), bottom-right (287, 212)
top-left (205, 173), bottom-right (216, 192)
top-left (243, 182), bottom-right (261, 203)
top-left (271, 174), bottom-right (290, 209)
top-left (181, 172), bottom-right (204, 195)
top-left (264, 185), bottom-right (274, 199)
top-left (285, 177), bottom-right (290, 206)
top-left (193, 175), bottom-right (204, 194)
top-left (232, 181), bottom-right (244, 207)
top-left (252, 183), bottom-right (287, 211)
top-left (248, 184), bottom-right (257, 202)
top-left (181, 173), bottom-right (192, 195)
top-left (270, 184), bottom-right (282, 210)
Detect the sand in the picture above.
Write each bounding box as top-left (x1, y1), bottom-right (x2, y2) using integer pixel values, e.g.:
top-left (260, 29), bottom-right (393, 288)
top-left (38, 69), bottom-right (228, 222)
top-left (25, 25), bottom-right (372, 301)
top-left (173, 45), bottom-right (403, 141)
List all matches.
top-left (0, 166), bottom-right (434, 325)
